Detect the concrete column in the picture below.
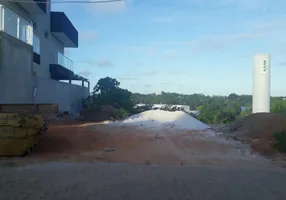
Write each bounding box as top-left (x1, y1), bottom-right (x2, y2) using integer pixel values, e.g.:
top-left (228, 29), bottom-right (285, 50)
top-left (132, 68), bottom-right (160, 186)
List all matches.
top-left (88, 81), bottom-right (90, 93)
top-left (69, 80), bottom-right (71, 84)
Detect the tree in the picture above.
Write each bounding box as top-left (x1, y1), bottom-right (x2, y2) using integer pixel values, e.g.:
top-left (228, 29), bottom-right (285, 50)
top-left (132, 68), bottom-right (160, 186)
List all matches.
top-left (228, 93), bottom-right (239, 101)
top-left (93, 77), bottom-right (120, 95)
top-left (223, 102), bottom-right (241, 116)
top-left (86, 77), bottom-right (135, 114)
top-left (214, 111), bottom-right (235, 124)
top-left (271, 99), bottom-right (286, 113)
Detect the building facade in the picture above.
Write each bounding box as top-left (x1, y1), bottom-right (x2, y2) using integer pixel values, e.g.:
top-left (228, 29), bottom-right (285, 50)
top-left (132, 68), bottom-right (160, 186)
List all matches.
top-left (0, 0), bottom-right (89, 113)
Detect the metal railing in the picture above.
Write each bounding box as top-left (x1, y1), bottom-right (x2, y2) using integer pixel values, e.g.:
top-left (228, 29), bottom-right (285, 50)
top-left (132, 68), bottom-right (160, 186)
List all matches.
top-left (33, 34), bottom-right (40, 54)
top-left (0, 5), bottom-right (33, 45)
top-left (56, 52), bottom-right (74, 72)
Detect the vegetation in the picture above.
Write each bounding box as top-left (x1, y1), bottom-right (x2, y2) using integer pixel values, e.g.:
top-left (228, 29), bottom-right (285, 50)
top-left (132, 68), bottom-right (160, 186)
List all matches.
top-left (272, 131), bottom-right (286, 153)
top-left (84, 77), bottom-right (135, 120)
top-left (85, 77), bottom-right (286, 124)
top-left (110, 108), bottom-right (129, 121)
top-left (132, 92), bottom-right (252, 124)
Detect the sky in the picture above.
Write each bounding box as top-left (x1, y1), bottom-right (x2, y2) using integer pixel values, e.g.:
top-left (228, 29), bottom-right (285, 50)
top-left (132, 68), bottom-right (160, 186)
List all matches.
top-left (52, 0), bottom-right (286, 96)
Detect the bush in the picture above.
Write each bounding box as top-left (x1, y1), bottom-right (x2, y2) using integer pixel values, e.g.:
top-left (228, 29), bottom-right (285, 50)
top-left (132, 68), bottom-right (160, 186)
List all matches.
top-left (110, 108), bottom-right (128, 121)
top-left (272, 131), bottom-right (286, 153)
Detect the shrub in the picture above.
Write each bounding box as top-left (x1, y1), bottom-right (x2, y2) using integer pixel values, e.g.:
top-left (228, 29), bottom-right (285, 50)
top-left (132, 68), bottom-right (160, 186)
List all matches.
top-left (110, 108), bottom-right (129, 121)
top-left (272, 131), bottom-right (286, 153)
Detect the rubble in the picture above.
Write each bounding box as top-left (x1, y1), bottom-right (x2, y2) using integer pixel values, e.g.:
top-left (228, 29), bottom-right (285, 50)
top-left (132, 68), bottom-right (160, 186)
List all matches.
top-left (210, 113), bottom-right (286, 156)
top-left (103, 147), bottom-right (115, 152)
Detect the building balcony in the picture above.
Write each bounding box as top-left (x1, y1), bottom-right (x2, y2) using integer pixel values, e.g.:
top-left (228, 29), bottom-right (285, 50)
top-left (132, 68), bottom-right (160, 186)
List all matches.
top-left (50, 12), bottom-right (78, 48)
top-left (49, 52), bottom-right (89, 83)
top-left (33, 34), bottom-right (40, 65)
top-left (17, 0), bottom-right (46, 14)
top-left (50, 52), bottom-right (75, 80)
top-left (0, 5), bottom-right (33, 45)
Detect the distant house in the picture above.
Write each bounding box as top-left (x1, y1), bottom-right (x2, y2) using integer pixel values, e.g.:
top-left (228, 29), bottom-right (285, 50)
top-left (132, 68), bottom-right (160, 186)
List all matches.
top-left (134, 103), bottom-right (200, 114)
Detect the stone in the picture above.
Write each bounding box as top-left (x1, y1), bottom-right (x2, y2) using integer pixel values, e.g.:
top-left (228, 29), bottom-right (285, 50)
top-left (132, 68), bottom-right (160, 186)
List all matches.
top-left (103, 147), bottom-right (115, 152)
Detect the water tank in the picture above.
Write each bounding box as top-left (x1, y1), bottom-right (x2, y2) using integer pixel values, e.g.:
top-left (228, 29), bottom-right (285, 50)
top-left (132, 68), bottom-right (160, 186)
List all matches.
top-left (252, 54), bottom-right (271, 113)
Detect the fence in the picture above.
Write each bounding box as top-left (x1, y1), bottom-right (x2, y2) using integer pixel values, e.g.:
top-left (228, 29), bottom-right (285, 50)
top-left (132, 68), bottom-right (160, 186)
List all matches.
top-left (0, 5), bottom-right (33, 45)
top-left (56, 52), bottom-right (74, 71)
top-left (33, 34), bottom-right (40, 54)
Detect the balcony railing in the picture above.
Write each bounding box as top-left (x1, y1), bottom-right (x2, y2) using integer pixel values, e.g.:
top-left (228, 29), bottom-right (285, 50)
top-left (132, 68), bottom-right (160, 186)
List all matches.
top-left (0, 5), bottom-right (33, 45)
top-left (56, 52), bottom-right (73, 72)
top-left (33, 34), bottom-right (40, 54)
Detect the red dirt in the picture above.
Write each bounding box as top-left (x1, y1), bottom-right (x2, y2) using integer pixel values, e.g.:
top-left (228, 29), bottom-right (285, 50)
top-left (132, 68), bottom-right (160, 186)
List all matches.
top-left (0, 119), bottom-right (274, 167)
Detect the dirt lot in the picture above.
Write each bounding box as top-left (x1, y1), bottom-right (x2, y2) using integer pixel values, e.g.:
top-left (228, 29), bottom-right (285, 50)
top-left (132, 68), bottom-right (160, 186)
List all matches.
top-left (0, 119), bottom-right (274, 168)
top-left (1, 119), bottom-right (285, 200)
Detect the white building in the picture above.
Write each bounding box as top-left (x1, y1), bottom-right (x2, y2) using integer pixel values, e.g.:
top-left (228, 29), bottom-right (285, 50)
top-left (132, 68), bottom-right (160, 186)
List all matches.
top-left (0, 0), bottom-right (89, 113)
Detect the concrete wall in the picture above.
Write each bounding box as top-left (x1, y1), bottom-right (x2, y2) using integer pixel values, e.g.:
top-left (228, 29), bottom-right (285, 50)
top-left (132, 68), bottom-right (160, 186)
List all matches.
top-left (34, 78), bottom-right (89, 113)
top-left (1, 1), bottom-right (64, 78)
top-left (0, 32), bottom-right (35, 103)
top-left (0, 32), bottom-right (88, 114)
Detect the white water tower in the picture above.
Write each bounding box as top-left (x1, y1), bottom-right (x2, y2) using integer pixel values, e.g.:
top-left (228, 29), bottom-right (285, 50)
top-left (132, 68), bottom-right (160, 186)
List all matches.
top-left (252, 54), bottom-right (271, 113)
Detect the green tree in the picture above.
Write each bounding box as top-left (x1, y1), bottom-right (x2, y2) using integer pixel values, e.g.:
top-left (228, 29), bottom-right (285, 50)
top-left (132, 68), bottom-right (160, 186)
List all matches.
top-left (93, 77), bottom-right (120, 94)
top-left (271, 99), bottom-right (286, 113)
top-left (223, 102), bottom-right (241, 116)
top-left (86, 77), bottom-right (135, 113)
top-left (214, 111), bottom-right (235, 124)
top-left (228, 93), bottom-right (239, 101)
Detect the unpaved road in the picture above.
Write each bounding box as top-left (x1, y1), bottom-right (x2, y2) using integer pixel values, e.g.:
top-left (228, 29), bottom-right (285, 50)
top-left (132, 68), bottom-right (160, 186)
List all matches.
top-left (2, 122), bottom-right (274, 167)
top-left (1, 122), bottom-right (285, 199)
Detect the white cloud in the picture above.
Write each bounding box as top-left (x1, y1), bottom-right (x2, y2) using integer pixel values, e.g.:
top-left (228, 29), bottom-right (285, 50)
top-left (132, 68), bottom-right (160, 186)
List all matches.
top-left (160, 82), bottom-right (172, 85)
top-left (79, 31), bottom-right (97, 41)
top-left (189, 33), bottom-right (264, 53)
top-left (189, 0), bottom-right (269, 10)
top-left (148, 31), bottom-right (265, 54)
top-left (152, 17), bottom-right (174, 23)
top-left (121, 70), bottom-right (186, 80)
top-left (78, 60), bottom-right (95, 65)
top-left (84, 0), bottom-right (128, 13)
top-left (78, 70), bottom-right (92, 77)
top-left (164, 50), bottom-right (179, 60)
top-left (135, 62), bottom-right (143, 67)
top-left (97, 59), bottom-right (115, 68)
top-left (144, 84), bottom-right (152, 88)
top-left (119, 77), bottom-right (140, 80)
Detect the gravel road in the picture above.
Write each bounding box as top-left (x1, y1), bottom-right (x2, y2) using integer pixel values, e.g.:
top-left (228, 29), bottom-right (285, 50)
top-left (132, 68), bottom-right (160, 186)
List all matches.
top-left (1, 162), bottom-right (286, 200)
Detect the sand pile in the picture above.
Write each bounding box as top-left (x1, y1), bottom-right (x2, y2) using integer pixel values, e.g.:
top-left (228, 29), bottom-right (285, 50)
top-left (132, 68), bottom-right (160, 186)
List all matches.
top-left (117, 110), bottom-right (209, 130)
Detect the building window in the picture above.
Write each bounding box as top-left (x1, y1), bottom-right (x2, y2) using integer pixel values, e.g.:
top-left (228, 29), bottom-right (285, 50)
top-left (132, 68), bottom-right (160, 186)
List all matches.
top-left (32, 20), bottom-right (37, 31)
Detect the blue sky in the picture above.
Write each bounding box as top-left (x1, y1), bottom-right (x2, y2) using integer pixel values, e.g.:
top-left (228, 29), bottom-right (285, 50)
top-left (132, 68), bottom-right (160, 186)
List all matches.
top-left (52, 0), bottom-right (286, 96)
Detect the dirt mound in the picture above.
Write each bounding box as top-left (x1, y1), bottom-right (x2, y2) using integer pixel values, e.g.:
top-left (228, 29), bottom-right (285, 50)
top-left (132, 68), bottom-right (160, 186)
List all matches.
top-left (80, 105), bottom-right (118, 122)
top-left (225, 113), bottom-right (286, 155)
top-left (229, 113), bottom-right (286, 139)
